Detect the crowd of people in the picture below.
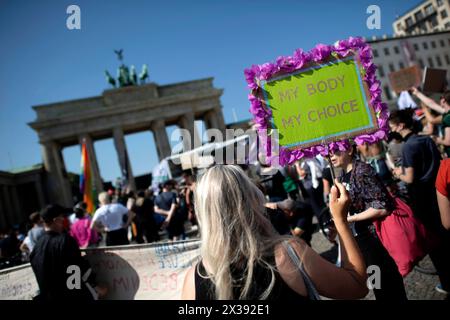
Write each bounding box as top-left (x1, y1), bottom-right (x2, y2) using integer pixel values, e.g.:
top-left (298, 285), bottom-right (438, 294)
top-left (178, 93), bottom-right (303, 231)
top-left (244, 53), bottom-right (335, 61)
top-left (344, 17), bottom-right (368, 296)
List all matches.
top-left (1, 88), bottom-right (450, 301)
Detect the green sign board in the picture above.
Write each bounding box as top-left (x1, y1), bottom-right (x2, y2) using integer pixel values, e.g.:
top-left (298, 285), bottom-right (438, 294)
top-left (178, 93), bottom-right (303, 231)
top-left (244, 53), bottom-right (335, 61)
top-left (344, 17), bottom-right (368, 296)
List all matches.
top-left (262, 56), bottom-right (377, 149)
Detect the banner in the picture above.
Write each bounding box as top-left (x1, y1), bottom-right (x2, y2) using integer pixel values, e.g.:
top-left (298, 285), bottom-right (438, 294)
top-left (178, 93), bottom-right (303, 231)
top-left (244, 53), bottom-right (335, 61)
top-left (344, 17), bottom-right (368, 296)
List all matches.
top-left (0, 239), bottom-right (201, 300)
top-left (388, 65), bottom-right (422, 94)
top-left (151, 159), bottom-right (172, 194)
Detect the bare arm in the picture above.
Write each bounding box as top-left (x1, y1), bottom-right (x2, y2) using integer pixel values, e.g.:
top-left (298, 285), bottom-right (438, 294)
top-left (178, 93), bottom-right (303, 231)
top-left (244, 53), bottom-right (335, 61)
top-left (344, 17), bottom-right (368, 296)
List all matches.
top-left (291, 227), bottom-right (304, 237)
top-left (181, 265), bottom-right (196, 299)
top-left (393, 166), bottom-right (414, 184)
top-left (412, 88), bottom-right (445, 114)
top-left (322, 178), bottom-right (331, 203)
top-left (422, 106), bottom-right (442, 125)
top-left (165, 203), bottom-right (177, 222)
top-left (385, 152), bottom-right (396, 171)
top-left (154, 205), bottom-right (170, 216)
top-left (436, 127), bottom-right (450, 146)
top-left (347, 207), bottom-right (389, 223)
top-left (90, 217), bottom-right (106, 233)
top-left (437, 191), bottom-right (450, 230)
top-left (124, 210), bottom-right (135, 228)
top-left (278, 181), bottom-right (368, 299)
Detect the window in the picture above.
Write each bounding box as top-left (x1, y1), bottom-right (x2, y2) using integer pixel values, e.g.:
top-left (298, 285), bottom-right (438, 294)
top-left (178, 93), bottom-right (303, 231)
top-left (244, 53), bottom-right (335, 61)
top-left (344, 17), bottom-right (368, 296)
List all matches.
top-left (425, 4), bottom-right (435, 15)
top-left (442, 10), bottom-right (448, 19)
top-left (414, 43), bottom-right (420, 51)
top-left (428, 57), bottom-right (435, 67)
top-left (389, 63), bottom-right (395, 73)
top-left (437, 0), bottom-right (444, 6)
top-left (430, 16), bottom-right (439, 27)
top-left (432, 41), bottom-right (437, 48)
top-left (419, 22), bottom-right (428, 32)
top-left (423, 42), bottom-right (429, 49)
top-left (384, 47), bottom-right (390, 55)
top-left (384, 86), bottom-right (392, 100)
top-left (440, 39), bottom-right (446, 47)
top-left (396, 23), bottom-right (402, 31)
top-left (418, 58), bottom-right (424, 68)
top-left (399, 62), bottom-right (405, 69)
top-left (373, 49), bottom-right (379, 58)
top-left (415, 10), bottom-right (424, 21)
top-left (445, 54), bottom-right (450, 65)
top-left (436, 55), bottom-right (443, 67)
top-left (394, 46), bottom-right (400, 54)
top-left (378, 65), bottom-right (385, 77)
top-left (405, 17), bottom-right (414, 28)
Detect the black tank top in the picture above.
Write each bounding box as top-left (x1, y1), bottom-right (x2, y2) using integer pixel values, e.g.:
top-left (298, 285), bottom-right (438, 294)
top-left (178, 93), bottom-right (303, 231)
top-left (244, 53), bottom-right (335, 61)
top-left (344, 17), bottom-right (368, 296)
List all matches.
top-left (194, 257), bottom-right (310, 300)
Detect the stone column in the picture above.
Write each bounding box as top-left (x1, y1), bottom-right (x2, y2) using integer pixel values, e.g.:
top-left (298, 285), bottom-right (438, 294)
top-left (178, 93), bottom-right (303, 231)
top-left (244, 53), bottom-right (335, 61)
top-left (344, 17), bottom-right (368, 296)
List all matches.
top-left (113, 127), bottom-right (136, 191)
top-left (213, 106), bottom-right (227, 133)
top-left (41, 141), bottom-right (72, 207)
top-left (178, 112), bottom-right (202, 152)
top-left (79, 134), bottom-right (104, 194)
top-left (2, 185), bottom-right (14, 226)
top-left (204, 110), bottom-right (220, 142)
top-left (35, 175), bottom-right (46, 208)
top-left (10, 186), bottom-right (22, 223)
top-left (151, 119), bottom-right (172, 161)
top-left (0, 187), bottom-right (9, 228)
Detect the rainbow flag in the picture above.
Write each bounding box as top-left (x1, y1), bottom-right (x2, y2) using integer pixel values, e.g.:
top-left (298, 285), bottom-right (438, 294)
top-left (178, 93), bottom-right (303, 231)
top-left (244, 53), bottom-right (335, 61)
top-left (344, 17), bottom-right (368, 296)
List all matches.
top-left (80, 139), bottom-right (96, 214)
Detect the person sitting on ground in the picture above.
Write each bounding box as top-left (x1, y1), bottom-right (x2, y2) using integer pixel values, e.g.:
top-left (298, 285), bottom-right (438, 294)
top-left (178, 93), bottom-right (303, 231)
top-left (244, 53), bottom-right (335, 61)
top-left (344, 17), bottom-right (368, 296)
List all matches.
top-left (182, 165), bottom-right (368, 300)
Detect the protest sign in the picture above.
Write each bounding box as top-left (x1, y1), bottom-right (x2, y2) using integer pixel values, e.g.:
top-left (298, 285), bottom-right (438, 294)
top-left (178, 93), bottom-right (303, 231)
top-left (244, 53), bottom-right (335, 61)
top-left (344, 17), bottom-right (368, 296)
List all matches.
top-left (262, 56), bottom-right (377, 149)
top-left (245, 37), bottom-right (389, 166)
top-left (388, 65), bottom-right (422, 94)
top-left (422, 67), bottom-right (447, 93)
top-left (0, 239), bottom-right (201, 300)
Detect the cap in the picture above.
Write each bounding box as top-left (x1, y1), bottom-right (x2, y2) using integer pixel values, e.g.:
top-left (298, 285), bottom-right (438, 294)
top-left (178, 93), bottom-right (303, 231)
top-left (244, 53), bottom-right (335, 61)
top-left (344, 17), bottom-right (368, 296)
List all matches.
top-left (40, 204), bottom-right (72, 223)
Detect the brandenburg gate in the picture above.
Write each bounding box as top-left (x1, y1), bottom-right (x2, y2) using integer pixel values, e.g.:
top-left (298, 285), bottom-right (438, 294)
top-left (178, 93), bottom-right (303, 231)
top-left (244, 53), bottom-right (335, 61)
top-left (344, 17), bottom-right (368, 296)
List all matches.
top-left (29, 78), bottom-right (226, 207)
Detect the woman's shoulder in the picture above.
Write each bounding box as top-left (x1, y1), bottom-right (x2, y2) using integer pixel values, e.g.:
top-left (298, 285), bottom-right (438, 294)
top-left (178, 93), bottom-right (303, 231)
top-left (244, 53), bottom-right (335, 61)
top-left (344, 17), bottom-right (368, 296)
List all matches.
top-left (181, 263), bottom-right (197, 300)
top-left (273, 238), bottom-right (309, 297)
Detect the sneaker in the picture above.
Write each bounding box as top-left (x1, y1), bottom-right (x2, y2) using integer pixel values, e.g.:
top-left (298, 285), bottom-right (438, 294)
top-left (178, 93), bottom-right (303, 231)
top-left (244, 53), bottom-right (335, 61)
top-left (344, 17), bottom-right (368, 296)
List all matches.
top-left (435, 284), bottom-right (449, 295)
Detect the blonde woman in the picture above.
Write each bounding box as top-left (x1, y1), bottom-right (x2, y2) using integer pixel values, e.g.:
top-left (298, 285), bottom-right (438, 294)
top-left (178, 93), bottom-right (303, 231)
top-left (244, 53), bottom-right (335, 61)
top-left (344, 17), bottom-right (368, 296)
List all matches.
top-left (181, 165), bottom-right (368, 300)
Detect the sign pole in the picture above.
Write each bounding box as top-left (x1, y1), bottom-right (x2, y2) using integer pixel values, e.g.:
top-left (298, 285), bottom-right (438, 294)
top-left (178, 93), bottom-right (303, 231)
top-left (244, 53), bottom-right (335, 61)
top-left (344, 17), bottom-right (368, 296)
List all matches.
top-left (324, 141), bottom-right (337, 185)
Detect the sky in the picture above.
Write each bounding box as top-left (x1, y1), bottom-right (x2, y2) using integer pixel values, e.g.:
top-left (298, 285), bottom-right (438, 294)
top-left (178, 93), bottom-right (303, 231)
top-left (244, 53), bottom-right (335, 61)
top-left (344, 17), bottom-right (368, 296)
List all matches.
top-left (0, 0), bottom-right (422, 182)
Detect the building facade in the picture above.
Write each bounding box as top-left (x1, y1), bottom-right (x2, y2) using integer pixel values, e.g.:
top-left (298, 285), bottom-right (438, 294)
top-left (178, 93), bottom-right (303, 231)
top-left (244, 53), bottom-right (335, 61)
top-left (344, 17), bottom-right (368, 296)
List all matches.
top-left (393, 0), bottom-right (450, 36)
top-left (0, 165), bottom-right (47, 230)
top-left (28, 78), bottom-right (226, 208)
top-left (367, 30), bottom-right (450, 109)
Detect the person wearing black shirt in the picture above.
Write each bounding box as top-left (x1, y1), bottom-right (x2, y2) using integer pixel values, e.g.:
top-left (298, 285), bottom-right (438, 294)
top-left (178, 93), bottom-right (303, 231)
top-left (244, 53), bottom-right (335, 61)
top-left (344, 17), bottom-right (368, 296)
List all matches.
top-left (132, 191), bottom-right (159, 243)
top-left (390, 109), bottom-right (450, 295)
top-left (154, 181), bottom-right (185, 240)
top-left (30, 204), bottom-right (105, 301)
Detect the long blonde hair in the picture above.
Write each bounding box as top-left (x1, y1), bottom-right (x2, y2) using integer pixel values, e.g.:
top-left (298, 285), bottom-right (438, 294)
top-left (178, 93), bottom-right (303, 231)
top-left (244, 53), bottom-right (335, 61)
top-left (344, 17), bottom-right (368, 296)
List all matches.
top-left (194, 165), bottom-right (282, 299)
